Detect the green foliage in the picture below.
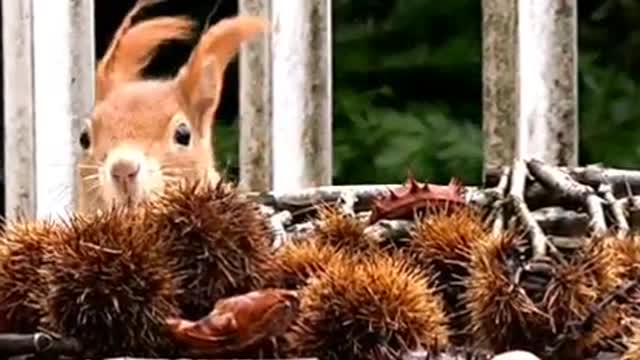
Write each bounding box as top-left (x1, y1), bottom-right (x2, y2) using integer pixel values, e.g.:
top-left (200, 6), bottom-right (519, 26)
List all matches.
top-left (215, 0), bottom-right (640, 186)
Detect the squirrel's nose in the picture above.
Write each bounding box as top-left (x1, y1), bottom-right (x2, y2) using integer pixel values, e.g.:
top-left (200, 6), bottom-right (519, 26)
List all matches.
top-left (110, 159), bottom-right (141, 183)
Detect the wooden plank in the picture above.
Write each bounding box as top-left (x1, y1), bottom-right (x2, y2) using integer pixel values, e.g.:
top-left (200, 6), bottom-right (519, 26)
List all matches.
top-left (271, 0), bottom-right (332, 192)
top-left (31, 0), bottom-right (95, 219)
top-left (1, 0), bottom-right (36, 220)
top-left (238, 0), bottom-right (273, 192)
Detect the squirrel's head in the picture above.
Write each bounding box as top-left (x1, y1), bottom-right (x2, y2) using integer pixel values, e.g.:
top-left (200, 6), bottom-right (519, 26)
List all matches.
top-left (77, 0), bottom-right (267, 213)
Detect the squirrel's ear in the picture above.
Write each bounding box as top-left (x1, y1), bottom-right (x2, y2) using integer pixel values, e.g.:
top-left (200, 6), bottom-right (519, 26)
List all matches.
top-left (174, 15), bottom-right (268, 134)
top-left (95, 0), bottom-right (194, 101)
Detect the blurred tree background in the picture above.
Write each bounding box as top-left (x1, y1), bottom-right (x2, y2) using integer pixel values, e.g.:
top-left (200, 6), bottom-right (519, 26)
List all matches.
top-left (215, 0), bottom-right (640, 186)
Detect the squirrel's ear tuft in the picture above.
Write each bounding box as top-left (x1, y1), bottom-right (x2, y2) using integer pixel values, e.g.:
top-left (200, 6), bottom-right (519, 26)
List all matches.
top-left (95, 0), bottom-right (195, 101)
top-left (174, 15), bottom-right (268, 133)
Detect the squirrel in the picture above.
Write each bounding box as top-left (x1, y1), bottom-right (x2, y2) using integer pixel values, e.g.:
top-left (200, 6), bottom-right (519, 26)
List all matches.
top-left (76, 0), bottom-right (267, 214)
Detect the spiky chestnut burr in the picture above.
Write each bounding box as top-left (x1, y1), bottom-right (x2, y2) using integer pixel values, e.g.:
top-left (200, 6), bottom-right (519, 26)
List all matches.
top-left (462, 231), bottom-right (549, 354)
top-left (39, 206), bottom-right (180, 357)
top-left (0, 220), bottom-right (62, 333)
top-left (621, 319), bottom-right (640, 360)
top-left (264, 238), bottom-right (351, 290)
top-left (145, 179), bottom-right (273, 320)
top-left (407, 205), bottom-right (492, 343)
top-left (260, 239), bottom-right (356, 358)
top-left (544, 236), bottom-right (635, 358)
top-left (310, 204), bottom-right (379, 257)
top-left (286, 253), bottom-right (450, 359)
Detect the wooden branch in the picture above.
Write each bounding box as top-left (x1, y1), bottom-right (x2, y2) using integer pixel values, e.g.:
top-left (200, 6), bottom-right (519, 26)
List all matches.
top-left (270, 210), bottom-right (292, 250)
top-left (510, 160), bottom-right (547, 258)
top-left (245, 162), bottom-right (640, 243)
top-left (615, 196), bottom-right (640, 213)
top-left (492, 167), bottom-right (511, 237)
top-left (0, 333), bottom-right (81, 355)
top-left (568, 164), bottom-right (640, 197)
top-left (614, 196), bottom-right (640, 237)
top-left (246, 184), bottom-right (505, 213)
top-left (486, 164), bottom-right (640, 197)
top-left (247, 184), bottom-right (404, 209)
top-left (0, 331), bottom-right (318, 360)
top-left (245, 179), bottom-right (592, 213)
top-left (286, 220), bottom-right (317, 237)
top-left (509, 160), bottom-right (527, 198)
top-left (401, 349), bottom-right (494, 360)
top-left (259, 204), bottom-right (276, 217)
top-left (337, 191), bottom-right (357, 216)
top-left (548, 235), bottom-right (584, 250)
top-left (526, 159), bottom-right (607, 238)
top-left (531, 207), bottom-right (589, 237)
top-left (585, 195), bottom-right (607, 238)
top-left (363, 219), bottom-right (414, 244)
top-left (525, 159), bottom-right (591, 202)
top-left (598, 184), bottom-right (629, 239)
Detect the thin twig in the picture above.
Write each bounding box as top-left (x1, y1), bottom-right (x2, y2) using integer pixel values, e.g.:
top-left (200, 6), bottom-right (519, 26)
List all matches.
top-left (269, 210), bottom-right (292, 250)
top-left (363, 219), bottom-right (414, 244)
top-left (511, 160), bottom-right (547, 258)
top-left (585, 195), bottom-right (608, 238)
top-left (599, 183), bottom-right (629, 238)
top-left (337, 191), bottom-right (357, 216)
top-left (492, 167), bottom-right (511, 237)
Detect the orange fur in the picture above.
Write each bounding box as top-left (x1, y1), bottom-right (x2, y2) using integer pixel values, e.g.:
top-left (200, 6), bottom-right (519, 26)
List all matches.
top-left (175, 16), bottom-right (268, 133)
top-left (77, 1), bottom-right (269, 214)
top-left (95, 0), bottom-right (195, 100)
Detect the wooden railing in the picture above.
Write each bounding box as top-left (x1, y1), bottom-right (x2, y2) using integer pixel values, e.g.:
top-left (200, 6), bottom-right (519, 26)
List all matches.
top-left (0, 0), bottom-right (579, 221)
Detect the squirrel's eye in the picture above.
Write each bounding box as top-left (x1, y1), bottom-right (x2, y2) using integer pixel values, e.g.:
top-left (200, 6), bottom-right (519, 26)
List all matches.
top-left (174, 123), bottom-right (191, 146)
top-left (79, 129), bottom-right (90, 150)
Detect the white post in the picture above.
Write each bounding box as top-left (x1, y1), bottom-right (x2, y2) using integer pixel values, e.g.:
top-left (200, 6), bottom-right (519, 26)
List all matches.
top-left (32, 0), bottom-right (95, 219)
top-left (271, 0), bottom-right (332, 192)
top-left (2, 0), bottom-right (36, 220)
top-left (239, 0), bottom-right (272, 192)
top-left (518, 0), bottom-right (578, 166)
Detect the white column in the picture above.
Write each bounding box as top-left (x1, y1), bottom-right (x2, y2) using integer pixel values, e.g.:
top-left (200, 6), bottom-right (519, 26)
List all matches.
top-left (271, 0), bottom-right (333, 192)
top-left (32, 0), bottom-right (95, 219)
top-left (518, 0), bottom-right (578, 166)
top-left (2, 0), bottom-right (36, 220)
